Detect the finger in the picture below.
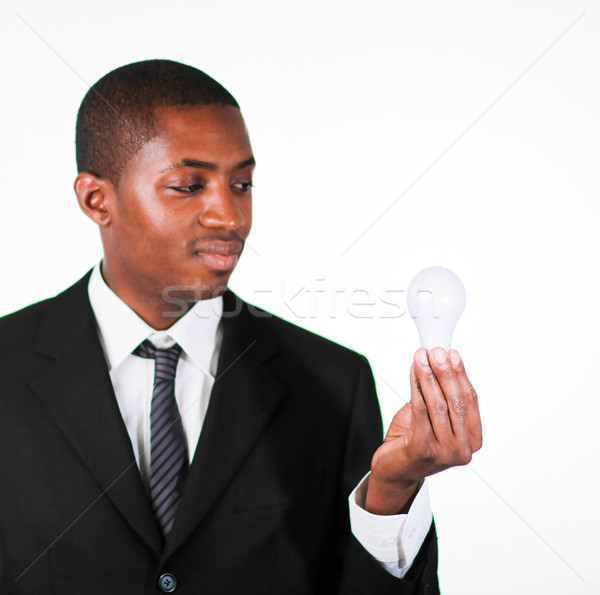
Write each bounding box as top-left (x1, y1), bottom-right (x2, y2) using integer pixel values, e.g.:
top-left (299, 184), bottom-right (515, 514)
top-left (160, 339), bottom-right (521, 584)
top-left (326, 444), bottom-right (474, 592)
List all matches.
top-left (428, 347), bottom-right (471, 445)
top-left (413, 348), bottom-right (453, 442)
top-left (409, 361), bottom-right (435, 441)
top-left (448, 350), bottom-right (483, 452)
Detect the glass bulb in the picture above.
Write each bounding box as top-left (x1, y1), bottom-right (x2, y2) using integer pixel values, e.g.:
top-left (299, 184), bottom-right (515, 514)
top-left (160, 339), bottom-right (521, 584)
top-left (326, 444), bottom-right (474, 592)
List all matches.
top-left (406, 266), bottom-right (466, 351)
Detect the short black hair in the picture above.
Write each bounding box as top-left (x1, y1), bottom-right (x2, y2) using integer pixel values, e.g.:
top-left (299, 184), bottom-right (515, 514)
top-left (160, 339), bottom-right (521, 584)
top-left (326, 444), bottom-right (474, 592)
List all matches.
top-left (75, 59), bottom-right (240, 184)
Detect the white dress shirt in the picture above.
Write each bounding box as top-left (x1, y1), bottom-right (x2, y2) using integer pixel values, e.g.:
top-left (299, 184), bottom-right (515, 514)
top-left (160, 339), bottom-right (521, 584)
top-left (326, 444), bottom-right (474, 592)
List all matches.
top-left (87, 263), bottom-right (432, 579)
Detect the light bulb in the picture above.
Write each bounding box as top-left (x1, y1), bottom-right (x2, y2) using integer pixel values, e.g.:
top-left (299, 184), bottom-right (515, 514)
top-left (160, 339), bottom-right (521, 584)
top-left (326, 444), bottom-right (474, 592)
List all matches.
top-left (406, 266), bottom-right (466, 351)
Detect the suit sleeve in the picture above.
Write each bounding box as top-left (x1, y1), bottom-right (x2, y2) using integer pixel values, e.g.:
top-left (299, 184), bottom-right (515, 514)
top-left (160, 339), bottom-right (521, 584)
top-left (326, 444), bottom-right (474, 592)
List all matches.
top-left (336, 356), bottom-right (440, 595)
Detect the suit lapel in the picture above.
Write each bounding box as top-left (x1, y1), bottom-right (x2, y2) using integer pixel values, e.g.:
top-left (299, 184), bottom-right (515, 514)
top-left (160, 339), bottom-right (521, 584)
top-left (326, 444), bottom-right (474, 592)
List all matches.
top-left (30, 274), bottom-right (163, 555)
top-left (164, 292), bottom-right (287, 559)
top-left (28, 278), bottom-right (285, 559)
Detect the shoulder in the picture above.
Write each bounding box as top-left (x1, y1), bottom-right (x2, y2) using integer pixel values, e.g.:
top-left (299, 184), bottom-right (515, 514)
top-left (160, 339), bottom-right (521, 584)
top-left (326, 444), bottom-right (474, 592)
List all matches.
top-left (0, 297), bottom-right (53, 349)
top-left (225, 291), bottom-right (370, 374)
top-left (0, 273), bottom-right (92, 353)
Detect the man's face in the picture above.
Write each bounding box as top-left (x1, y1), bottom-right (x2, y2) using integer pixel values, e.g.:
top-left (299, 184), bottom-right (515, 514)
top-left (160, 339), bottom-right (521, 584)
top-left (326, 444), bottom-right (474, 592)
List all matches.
top-left (101, 104), bottom-right (254, 310)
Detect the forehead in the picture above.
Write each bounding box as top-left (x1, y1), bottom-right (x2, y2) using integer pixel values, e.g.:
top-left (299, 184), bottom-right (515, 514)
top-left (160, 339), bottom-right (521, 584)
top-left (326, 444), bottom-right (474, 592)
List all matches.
top-left (153, 104), bottom-right (252, 156)
top-left (118, 105), bottom-right (253, 183)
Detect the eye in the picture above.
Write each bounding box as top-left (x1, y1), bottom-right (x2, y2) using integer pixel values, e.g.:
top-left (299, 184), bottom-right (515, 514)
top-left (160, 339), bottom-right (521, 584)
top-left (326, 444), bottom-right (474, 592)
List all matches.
top-left (167, 183), bottom-right (204, 194)
top-left (232, 181), bottom-right (254, 192)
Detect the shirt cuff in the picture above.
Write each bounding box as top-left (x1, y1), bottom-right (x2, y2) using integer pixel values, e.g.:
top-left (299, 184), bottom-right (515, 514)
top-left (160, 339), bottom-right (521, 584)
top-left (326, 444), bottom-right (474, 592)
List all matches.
top-left (348, 473), bottom-right (433, 577)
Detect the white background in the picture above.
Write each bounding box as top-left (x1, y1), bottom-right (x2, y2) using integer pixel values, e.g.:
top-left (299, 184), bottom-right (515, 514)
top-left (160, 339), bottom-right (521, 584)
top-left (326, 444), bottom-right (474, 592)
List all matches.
top-left (1, 1), bottom-right (598, 593)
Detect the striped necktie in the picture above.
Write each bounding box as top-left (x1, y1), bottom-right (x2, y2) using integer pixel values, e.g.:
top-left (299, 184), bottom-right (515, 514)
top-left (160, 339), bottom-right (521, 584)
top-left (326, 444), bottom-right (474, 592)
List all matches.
top-left (133, 339), bottom-right (188, 537)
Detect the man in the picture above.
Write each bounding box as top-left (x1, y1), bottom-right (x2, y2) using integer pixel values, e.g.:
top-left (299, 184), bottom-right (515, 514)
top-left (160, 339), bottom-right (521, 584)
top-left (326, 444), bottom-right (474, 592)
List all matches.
top-left (0, 60), bottom-right (481, 594)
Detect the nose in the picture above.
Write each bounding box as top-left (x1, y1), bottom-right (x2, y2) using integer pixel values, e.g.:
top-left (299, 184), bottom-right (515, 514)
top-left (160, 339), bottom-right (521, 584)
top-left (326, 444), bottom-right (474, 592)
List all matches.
top-left (197, 184), bottom-right (246, 231)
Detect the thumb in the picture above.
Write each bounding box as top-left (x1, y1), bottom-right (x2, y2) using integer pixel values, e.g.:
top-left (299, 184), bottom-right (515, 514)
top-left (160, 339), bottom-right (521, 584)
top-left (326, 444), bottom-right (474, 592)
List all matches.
top-left (385, 401), bottom-right (412, 441)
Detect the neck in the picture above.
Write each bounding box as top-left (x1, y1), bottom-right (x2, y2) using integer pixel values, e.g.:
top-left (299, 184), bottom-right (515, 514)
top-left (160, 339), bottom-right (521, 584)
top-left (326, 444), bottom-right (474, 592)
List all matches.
top-left (99, 262), bottom-right (199, 330)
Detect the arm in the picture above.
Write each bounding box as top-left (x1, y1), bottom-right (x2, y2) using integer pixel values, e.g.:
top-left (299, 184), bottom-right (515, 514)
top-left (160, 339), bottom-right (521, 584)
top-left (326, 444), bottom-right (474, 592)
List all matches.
top-left (349, 474), bottom-right (432, 578)
top-left (339, 347), bottom-right (481, 593)
top-left (337, 356), bottom-right (440, 594)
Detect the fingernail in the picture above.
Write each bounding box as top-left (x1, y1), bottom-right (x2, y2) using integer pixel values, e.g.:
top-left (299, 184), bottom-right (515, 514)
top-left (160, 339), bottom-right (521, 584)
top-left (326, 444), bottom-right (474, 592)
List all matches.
top-left (431, 348), bottom-right (446, 365)
top-left (449, 350), bottom-right (461, 369)
top-left (418, 349), bottom-right (429, 366)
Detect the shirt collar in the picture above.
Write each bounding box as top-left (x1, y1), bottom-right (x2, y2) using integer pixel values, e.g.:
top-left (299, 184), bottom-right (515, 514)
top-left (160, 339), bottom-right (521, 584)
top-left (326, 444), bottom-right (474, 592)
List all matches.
top-left (87, 263), bottom-right (223, 376)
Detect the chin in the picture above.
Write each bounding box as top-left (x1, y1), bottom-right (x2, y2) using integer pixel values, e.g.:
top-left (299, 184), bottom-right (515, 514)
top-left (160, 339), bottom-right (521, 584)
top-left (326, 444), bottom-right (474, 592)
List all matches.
top-left (163, 273), bottom-right (231, 302)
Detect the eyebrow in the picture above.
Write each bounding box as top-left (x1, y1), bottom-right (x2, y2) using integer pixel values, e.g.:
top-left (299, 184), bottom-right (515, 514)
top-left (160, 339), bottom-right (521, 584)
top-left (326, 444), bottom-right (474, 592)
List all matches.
top-left (162, 156), bottom-right (256, 172)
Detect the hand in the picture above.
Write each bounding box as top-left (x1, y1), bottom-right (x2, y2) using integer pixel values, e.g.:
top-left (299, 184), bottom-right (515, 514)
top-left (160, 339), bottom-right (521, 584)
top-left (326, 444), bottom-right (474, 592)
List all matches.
top-left (365, 347), bottom-right (482, 515)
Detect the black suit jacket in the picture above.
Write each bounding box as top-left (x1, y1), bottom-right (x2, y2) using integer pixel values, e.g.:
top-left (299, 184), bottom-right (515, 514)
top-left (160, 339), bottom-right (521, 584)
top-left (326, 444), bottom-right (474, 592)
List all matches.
top-left (0, 272), bottom-right (439, 594)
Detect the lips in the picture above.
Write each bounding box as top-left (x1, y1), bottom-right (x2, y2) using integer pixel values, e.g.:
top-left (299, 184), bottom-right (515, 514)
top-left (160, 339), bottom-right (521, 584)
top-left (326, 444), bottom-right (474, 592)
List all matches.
top-left (194, 240), bottom-right (243, 256)
top-left (192, 241), bottom-right (243, 271)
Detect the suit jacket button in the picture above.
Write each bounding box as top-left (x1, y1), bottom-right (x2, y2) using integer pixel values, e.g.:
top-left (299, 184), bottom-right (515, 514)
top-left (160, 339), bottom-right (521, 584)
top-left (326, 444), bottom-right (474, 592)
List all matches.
top-left (158, 573), bottom-right (177, 592)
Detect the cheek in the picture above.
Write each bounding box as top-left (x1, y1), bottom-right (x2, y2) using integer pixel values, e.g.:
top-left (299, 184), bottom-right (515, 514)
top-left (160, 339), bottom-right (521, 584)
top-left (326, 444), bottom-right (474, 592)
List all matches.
top-left (242, 201), bottom-right (253, 233)
top-left (111, 200), bottom-right (177, 256)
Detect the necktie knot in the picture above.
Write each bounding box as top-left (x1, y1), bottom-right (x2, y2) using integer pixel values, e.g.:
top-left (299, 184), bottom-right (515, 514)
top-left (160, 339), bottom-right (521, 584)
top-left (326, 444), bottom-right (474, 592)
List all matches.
top-left (134, 338), bottom-right (182, 362)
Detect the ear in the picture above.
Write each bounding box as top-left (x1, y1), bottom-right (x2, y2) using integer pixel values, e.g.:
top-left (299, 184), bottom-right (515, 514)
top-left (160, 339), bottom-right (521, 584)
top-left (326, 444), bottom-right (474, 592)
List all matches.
top-left (74, 172), bottom-right (114, 226)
